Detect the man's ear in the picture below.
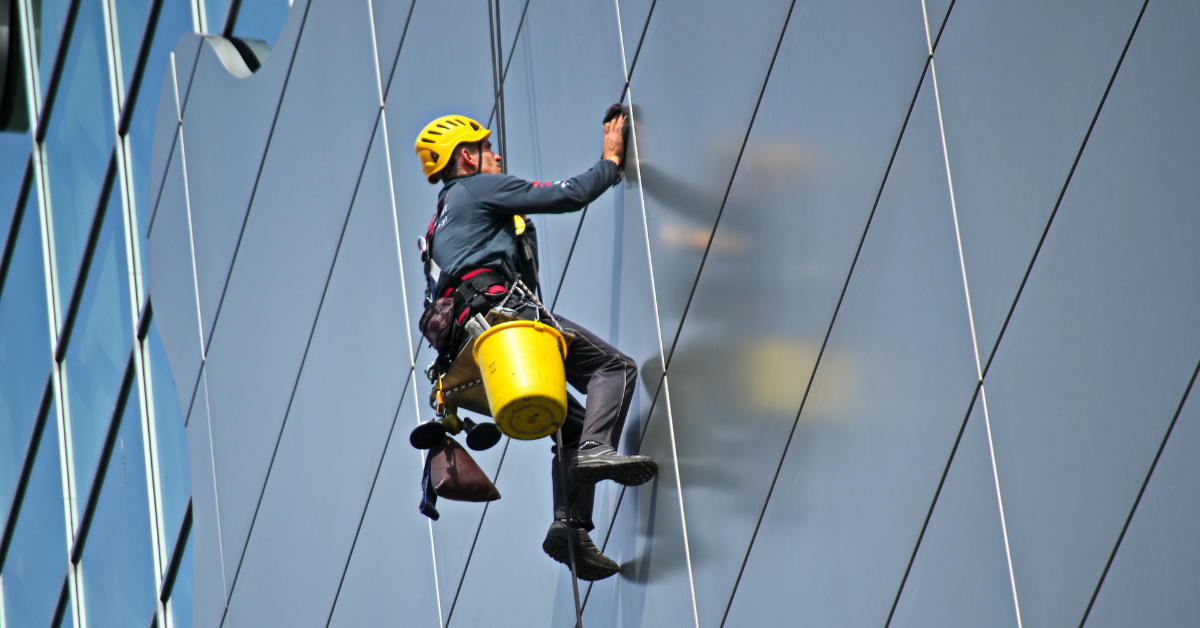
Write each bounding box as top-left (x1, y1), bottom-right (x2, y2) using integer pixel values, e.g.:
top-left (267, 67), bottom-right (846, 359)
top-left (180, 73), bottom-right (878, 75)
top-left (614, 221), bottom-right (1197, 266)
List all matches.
top-left (459, 145), bottom-right (478, 169)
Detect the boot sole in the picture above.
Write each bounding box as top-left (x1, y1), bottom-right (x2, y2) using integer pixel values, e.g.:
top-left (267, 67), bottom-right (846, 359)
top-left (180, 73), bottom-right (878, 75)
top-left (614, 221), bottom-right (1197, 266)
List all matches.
top-left (568, 458), bottom-right (658, 486)
top-left (542, 537), bottom-right (620, 581)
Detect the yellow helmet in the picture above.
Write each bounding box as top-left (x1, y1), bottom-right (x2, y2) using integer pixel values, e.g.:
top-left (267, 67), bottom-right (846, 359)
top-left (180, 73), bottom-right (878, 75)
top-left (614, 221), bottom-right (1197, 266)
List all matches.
top-left (414, 115), bottom-right (491, 183)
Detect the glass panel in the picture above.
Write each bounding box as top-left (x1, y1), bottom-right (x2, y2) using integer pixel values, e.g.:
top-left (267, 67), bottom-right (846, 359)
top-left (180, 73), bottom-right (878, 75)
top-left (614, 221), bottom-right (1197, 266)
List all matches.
top-left (41, 0), bottom-right (115, 311)
top-left (888, 401), bottom-right (1018, 628)
top-left (660, 0), bottom-right (929, 623)
top-left (80, 385), bottom-right (156, 628)
top-left (219, 114), bottom-right (415, 625)
top-left (625, 0), bottom-right (793, 358)
top-left (723, 73), bottom-right (980, 627)
top-left (54, 595), bottom-right (73, 628)
top-left (0, 144), bottom-right (29, 243)
top-left (33, 0), bottom-right (74, 101)
top-left (230, 0), bottom-right (289, 46)
top-left (981, 0), bottom-right (1200, 625)
top-left (167, 532), bottom-right (194, 628)
top-left (934, 0), bottom-right (1145, 367)
top-left (366, 0), bottom-right (414, 96)
top-left (192, 0), bottom-right (380, 589)
top-left (1084, 391), bottom-right (1200, 628)
top-left (112, 0), bottom-right (154, 96)
top-left (63, 186), bottom-right (133, 505)
top-left (147, 320), bottom-right (190, 555)
top-left (203, 0), bottom-right (232, 34)
top-left (0, 402), bottom-right (67, 628)
top-left (324, 393), bottom-right (447, 628)
top-left (0, 196), bottom-right (51, 530)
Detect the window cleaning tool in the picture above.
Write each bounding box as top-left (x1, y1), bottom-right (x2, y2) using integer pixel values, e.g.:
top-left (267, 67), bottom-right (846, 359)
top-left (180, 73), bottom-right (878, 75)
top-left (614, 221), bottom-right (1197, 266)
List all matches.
top-left (473, 320), bottom-right (568, 440)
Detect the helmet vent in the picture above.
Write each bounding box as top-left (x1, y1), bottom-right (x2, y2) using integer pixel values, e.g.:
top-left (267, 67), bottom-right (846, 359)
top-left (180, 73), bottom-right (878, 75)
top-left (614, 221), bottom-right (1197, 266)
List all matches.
top-left (430, 151), bottom-right (439, 161)
top-left (470, 122), bottom-right (480, 130)
top-left (427, 130), bottom-right (442, 136)
top-left (420, 137), bottom-right (435, 143)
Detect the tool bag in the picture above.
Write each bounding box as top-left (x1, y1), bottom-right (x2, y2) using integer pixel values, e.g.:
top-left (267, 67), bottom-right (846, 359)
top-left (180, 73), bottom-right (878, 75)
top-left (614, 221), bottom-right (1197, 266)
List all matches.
top-left (419, 437), bottom-right (500, 520)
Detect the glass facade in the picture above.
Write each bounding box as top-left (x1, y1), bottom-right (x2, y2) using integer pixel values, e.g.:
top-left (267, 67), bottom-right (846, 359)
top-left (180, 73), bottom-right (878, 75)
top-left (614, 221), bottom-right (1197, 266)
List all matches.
top-left (0, 1), bottom-right (286, 626)
top-left (5, 1), bottom-right (1198, 628)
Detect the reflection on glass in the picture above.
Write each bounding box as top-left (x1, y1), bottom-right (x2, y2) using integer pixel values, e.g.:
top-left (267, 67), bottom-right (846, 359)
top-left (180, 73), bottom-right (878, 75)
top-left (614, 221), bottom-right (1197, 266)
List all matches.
top-left (0, 197), bottom-right (52, 529)
top-left (33, 0), bottom-right (74, 100)
top-left (80, 385), bottom-right (156, 628)
top-left (0, 402), bottom-right (67, 628)
top-left (127, 0), bottom-right (194, 286)
top-left (41, 0), bottom-right (115, 311)
top-left (0, 139), bottom-right (29, 240)
top-left (147, 320), bottom-right (190, 554)
top-left (204, 0), bottom-right (233, 34)
top-left (112, 0), bottom-right (154, 96)
top-left (231, 0), bottom-right (290, 46)
top-left (63, 188), bottom-right (133, 505)
top-left (168, 532), bottom-right (194, 628)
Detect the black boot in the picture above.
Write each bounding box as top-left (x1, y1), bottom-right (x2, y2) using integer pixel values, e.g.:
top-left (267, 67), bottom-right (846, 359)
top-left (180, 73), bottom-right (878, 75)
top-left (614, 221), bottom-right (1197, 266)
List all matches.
top-left (542, 520), bottom-right (620, 581)
top-left (568, 444), bottom-right (657, 486)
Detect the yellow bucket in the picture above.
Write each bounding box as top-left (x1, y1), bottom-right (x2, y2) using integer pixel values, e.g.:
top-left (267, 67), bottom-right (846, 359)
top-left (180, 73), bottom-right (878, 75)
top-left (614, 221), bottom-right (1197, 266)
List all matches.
top-left (473, 320), bottom-right (568, 440)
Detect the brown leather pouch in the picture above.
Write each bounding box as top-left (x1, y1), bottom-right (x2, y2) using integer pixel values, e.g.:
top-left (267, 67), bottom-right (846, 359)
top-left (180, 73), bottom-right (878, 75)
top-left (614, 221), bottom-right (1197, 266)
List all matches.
top-left (430, 437), bottom-right (501, 502)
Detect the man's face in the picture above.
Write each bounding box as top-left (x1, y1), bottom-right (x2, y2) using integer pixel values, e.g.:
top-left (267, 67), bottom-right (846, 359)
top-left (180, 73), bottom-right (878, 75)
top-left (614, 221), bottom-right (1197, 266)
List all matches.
top-left (478, 138), bottom-right (502, 174)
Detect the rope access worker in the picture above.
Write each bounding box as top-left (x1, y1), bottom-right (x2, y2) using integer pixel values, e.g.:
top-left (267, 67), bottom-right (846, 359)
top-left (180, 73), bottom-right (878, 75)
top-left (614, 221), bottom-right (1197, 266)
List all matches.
top-left (413, 110), bottom-right (657, 581)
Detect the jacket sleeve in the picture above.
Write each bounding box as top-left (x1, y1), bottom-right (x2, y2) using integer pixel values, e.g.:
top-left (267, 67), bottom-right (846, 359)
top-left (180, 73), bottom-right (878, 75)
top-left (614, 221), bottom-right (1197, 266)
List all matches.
top-left (468, 159), bottom-right (621, 215)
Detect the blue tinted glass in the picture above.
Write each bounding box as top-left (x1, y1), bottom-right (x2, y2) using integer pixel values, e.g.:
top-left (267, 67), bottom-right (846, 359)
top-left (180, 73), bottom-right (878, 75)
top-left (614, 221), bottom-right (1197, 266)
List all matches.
top-left (169, 533), bottom-right (195, 628)
top-left (0, 139), bottom-right (29, 242)
top-left (1, 404), bottom-right (67, 628)
top-left (127, 0), bottom-right (194, 292)
top-left (55, 596), bottom-right (73, 628)
top-left (204, 0), bottom-right (232, 33)
top-left (147, 320), bottom-right (190, 553)
top-left (34, 0), bottom-right (74, 101)
top-left (80, 385), bottom-right (157, 628)
top-left (231, 0), bottom-right (289, 46)
top-left (0, 198), bottom-right (52, 530)
top-left (113, 0), bottom-right (154, 96)
top-left (42, 0), bottom-right (115, 312)
top-left (63, 188), bottom-right (133, 505)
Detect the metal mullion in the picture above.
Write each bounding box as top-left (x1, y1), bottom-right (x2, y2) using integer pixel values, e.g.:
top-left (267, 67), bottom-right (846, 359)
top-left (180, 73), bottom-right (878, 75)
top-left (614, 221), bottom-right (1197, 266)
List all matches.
top-left (190, 0), bottom-right (205, 35)
top-left (99, 0), bottom-right (126, 115)
top-left (32, 0), bottom-right (82, 141)
top-left (0, 164), bottom-right (34, 299)
top-left (0, 375), bottom-right (55, 569)
top-left (117, 0), bottom-right (167, 135)
top-left (13, 0), bottom-right (43, 123)
top-left (159, 502), bottom-right (192, 605)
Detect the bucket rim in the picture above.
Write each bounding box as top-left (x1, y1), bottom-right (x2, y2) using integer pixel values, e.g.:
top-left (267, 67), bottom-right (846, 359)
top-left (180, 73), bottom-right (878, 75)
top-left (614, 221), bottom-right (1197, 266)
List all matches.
top-left (472, 319), bottom-right (568, 362)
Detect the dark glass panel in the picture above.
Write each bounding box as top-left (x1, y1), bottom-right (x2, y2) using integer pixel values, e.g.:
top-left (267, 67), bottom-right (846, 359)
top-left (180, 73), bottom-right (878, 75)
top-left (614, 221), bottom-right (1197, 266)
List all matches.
top-left (80, 386), bottom-right (156, 628)
top-left (324, 393), bottom-right (442, 628)
top-left (981, 1), bottom-right (1200, 625)
top-left (1084, 392), bottom-right (1200, 628)
top-left (219, 118), bottom-right (423, 624)
top-left (723, 74), bottom-right (980, 626)
top-left (0, 404), bottom-right (67, 628)
top-left (660, 0), bottom-right (930, 622)
top-left (41, 0), bottom-right (115, 313)
top-left (0, 196), bottom-right (51, 529)
top-left (934, 0), bottom-right (1145, 366)
top-left (63, 184), bottom-right (132, 504)
top-left (888, 400), bottom-right (1017, 628)
top-left (191, 0), bottom-right (380, 589)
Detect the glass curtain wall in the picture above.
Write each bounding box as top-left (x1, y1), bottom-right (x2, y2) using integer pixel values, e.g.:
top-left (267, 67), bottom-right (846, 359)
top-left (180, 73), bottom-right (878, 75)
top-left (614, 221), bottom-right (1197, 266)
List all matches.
top-left (0, 1), bottom-right (284, 626)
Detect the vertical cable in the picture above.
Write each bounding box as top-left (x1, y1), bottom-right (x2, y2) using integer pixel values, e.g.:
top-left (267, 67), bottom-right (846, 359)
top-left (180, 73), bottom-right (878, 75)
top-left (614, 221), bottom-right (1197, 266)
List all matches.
top-left (920, 1), bottom-right (1022, 625)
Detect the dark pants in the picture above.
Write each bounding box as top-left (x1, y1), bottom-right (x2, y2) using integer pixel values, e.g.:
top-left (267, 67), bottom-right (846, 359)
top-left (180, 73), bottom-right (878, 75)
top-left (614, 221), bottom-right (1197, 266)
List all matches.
top-left (547, 315), bottom-right (638, 531)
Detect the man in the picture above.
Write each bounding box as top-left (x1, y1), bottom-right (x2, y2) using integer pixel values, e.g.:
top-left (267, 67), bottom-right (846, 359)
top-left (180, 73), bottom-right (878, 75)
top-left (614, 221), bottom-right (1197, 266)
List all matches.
top-left (413, 111), bottom-right (657, 580)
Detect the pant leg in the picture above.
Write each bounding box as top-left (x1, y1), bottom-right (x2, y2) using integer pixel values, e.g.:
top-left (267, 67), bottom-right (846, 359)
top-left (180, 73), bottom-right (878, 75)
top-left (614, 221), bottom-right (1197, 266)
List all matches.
top-left (552, 315), bottom-right (639, 449)
top-left (551, 393), bottom-right (595, 529)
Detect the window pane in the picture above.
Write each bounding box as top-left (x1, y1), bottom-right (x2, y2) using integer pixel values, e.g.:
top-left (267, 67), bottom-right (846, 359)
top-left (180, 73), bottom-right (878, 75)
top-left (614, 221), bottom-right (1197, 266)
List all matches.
top-left (1, 402), bottom-right (67, 628)
top-left (168, 532), bottom-right (194, 628)
top-left (80, 385), bottom-right (156, 628)
top-left (231, 0), bottom-right (289, 46)
top-left (0, 197), bottom-right (51, 530)
top-left (147, 319), bottom-right (189, 554)
top-left (127, 0), bottom-right (195, 284)
top-left (0, 144), bottom-right (29, 244)
top-left (203, 0), bottom-right (232, 34)
top-left (32, 0), bottom-right (74, 101)
top-left (63, 187), bottom-right (132, 504)
top-left (112, 0), bottom-right (154, 97)
top-left (41, 0), bottom-right (115, 312)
